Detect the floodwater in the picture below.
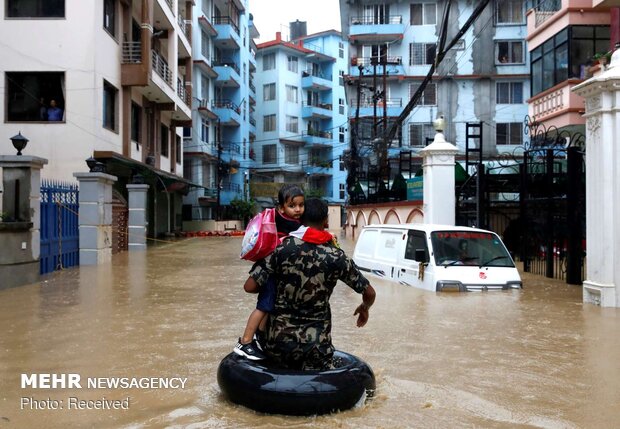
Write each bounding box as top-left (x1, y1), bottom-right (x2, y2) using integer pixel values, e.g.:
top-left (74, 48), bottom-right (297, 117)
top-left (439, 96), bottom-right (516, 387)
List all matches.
top-left (0, 237), bottom-right (619, 429)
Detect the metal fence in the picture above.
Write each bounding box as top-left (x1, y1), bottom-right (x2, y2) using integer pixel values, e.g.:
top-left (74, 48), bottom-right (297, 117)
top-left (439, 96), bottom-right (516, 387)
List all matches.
top-left (40, 180), bottom-right (79, 275)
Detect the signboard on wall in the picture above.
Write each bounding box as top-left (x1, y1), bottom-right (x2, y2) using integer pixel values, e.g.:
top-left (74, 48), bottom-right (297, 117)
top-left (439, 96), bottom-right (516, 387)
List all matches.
top-left (406, 177), bottom-right (423, 201)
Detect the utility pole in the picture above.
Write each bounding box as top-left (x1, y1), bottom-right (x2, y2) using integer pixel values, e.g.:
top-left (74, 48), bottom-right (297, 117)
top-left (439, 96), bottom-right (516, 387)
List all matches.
top-left (346, 63), bottom-right (364, 203)
top-left (216, 119), bottom-right (222, 221)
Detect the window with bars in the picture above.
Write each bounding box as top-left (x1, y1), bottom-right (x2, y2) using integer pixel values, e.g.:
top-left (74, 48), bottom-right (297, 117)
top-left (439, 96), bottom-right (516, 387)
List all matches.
top-left (339, 42), bottom-right (344, 58)
top-left (131, 102), bottom-right (141, 143)
top-left (339, 98), bottom-right (345, 114)
top-left (103, 80), bottom-right (118, 131)
top-left (496, 82), bottom-right (523, 104)
top-left (263, 144), bottom-right (277, 164)
top-left (286, 85), bottom-right (298, 103)
top-left (263, 114), bottom-right (276, 132)
top-left (286, 115), bottom-right (298, 133)
top-left (340, 183), bottom-right (345, 199)
top-left (339, 127), bottom-right (345, 143)
top-left (496, 122), bottom-right (522, 145)
top-left (264, 83), bottom-right (275, 101)
top-left (201, 120), bottom-right (209, 143)
top-left (287, 55), bottom-right (298, 72)
top-left (284, 146), bottom-right (299, 164)
top-left (409, 123), bottom-right (435, 147)
top-left (410, 43), bottom-right (436, 65)
top-left (495, 0), bottom-right (524, 25)
top-left (496, 40), bottom-right (524, 64)
top-left (410, 3), bottom-right (436, 26)
top-left (409, 82), bottom-right (437, 105)
top-left (263, 53), bottom-right (275, 70)
top-left (339, 70), bottom-right (345, 86)
top-left (161, 124), bottom-right (169, 157)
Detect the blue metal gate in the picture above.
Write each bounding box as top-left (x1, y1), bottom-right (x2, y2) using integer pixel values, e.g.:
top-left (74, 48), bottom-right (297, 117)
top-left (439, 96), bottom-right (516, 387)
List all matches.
top-left (40, 181), bottom-right (79, 274)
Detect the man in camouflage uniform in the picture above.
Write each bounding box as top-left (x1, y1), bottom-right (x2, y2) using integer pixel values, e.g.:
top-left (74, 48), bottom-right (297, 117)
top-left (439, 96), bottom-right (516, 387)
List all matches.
top-left (244, 198), bottom-right (376, 370)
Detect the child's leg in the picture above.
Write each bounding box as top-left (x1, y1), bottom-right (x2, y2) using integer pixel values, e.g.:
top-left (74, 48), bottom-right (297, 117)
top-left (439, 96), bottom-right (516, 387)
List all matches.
top-left (258, 313), bottom-right (268, 332)
top-left (241, 308), bottom-right (266, 344)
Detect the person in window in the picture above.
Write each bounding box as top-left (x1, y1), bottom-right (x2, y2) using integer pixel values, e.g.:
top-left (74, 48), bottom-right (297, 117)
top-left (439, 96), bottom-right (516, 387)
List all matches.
top-left (47, 99), bottom-right (63, 121)
top-left (39, 98), bottom-right (48, 121)
top-left (499, 55), bottom-right (509, 64)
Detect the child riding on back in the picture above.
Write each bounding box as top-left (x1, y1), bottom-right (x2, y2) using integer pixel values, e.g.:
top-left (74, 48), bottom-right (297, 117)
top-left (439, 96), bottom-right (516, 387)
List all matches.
top-left (234, 184), bottom-right (305, 360)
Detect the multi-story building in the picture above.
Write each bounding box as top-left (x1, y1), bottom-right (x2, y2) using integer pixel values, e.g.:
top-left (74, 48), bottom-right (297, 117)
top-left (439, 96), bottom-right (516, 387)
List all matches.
top-left (253, 28), bottom-right (350, 204)
top-left (183, 0), bottom-right (258, 221)
top-left (339, 1), bottom-right (531, 177)
top-left (527, 0), bottom-right (613, 133)
top-left (0, 0), bottom-right (193, 237)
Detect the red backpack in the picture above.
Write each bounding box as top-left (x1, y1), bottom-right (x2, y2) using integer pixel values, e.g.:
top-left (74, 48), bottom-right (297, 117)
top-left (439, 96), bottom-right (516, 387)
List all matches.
top-left (240, 208), bottom-right (278, 261)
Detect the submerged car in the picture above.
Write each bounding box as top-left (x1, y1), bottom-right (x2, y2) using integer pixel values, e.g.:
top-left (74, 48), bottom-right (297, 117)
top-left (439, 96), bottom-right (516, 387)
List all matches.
top-left (353, 224), bottom-right (522, 292)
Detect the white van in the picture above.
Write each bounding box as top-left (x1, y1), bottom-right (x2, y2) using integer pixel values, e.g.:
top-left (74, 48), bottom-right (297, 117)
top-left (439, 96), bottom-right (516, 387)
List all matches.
top-left (353, 224), bottom-right (522, 292)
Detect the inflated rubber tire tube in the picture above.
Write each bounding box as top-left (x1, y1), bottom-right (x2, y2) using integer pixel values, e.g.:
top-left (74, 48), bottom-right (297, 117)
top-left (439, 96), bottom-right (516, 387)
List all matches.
top-left (217, 350), bottom-right (375, 416)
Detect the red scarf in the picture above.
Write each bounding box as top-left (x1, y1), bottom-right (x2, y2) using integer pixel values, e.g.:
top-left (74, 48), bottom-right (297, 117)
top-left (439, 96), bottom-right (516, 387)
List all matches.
top-left (288, 225), bottom-right (335, 245)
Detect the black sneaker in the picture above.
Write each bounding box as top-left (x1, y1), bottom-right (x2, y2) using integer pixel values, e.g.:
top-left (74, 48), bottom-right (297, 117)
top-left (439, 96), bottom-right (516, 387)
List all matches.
top-left (233, 339), bottom-right (266, 361)
top-left (253, 332), bottom-right (265, 352)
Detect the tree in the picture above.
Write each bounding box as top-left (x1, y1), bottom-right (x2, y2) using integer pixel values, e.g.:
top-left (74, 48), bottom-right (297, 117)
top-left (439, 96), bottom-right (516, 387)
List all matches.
top-left (230, 198), bottom-right (256, 226)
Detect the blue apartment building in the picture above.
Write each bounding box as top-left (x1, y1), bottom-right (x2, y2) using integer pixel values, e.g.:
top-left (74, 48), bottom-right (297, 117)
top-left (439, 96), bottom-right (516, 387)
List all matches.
top-left (184, 0), bottom-right (259, 220)
top-left (339, 0), bottom-right (531, 176)
top-left (253, 28), bottom-right (350, 204)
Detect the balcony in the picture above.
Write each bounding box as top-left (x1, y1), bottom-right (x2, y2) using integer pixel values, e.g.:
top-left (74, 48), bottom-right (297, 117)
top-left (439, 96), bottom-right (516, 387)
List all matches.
top-left (198, 15), bottom-right (218, 37)
top-left (301, 71), bottom-right (332, 91)
top-left (531, 0), bottom-right (561, 28)
top-left (152, 50), bottom-right (172, 86)
top-left (349, 57), bottom-right (405, 77)
top-left (212, 99), bottom-right (241, 126)
top-left (249, 80), bottom-right (256, 94)
top-left (213, 16), bottom-right (241, 49)
top-left (528, 80), bottom-right (585, 129)
top-left (194, 59), bottom-right (218, 78)
top-left (349, 15), bottom-right (405, 44)
top-left (303, 129), bottom-right (333, 148)
top-left (198, 99), bottom-right (218, 120)
top-left (351, 98), bottom-right (403, 118)
top-left (177, 78), bottom-right (190, 107)
top-left (249, 117), bottom-right (256, 135)
top-left (302, 102), bottom-right (333, 119)
top-left (213, 61), bottom-right (240, 87)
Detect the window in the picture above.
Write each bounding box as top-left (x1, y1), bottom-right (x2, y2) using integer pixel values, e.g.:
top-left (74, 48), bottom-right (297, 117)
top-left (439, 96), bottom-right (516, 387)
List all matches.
top-left (496, 123), bottom-right (522, 145)
top-left (175, 135), bottom-right (181, 164)
top-left (201, 120), bottom-right (209, 143)
top-left (339, 98), bottom-right (345, 115)
top-left (161, 125), bottom-right (169, 157)
top-left (263, 114), bottom-right (276, 132)
top-left (284, 146), bottom-right (299, 164)
top-left (286, 115), bottom-right (298, 133)
top-left (531, 26), bottom-right (609, 96)
top-left (363, 4), bottom-right (390, 24)
top-left (287, 55), bottom-right (298, 73)
top-left (339, 42), bottom-right (345, 58)
top-left (201, 31), bottom-right (210, 59)
top-left (410, 3), bottom-right (436, 26)
top-left (104, 0), bottom-right (116, 36)
top-left (103, 80), bottom-right (118, 131)
top-left (404, 231), bottom-right (429, 262)
top-left (5, 72), bottom-right (65, 122)
top-left (263, 144), bottom-right (277, 164)
top-left (410, 43), bottom-right (436, 65)
top-left (339, 70), bottom-right (345, 86)
top-left (263, 53), bottom-right (275, 70)
top-left (496, 40), bottom-right (524, 64)
top-left (183, 127), bottom-right (192, 138)
top-left (340, 183), bottom-right (345, 199)
top-left (339, 127), bottom-right (345, 143)
top-left (409, 82), bottom-right (437, 105)
top-left (131, 102), bottom-right (141, 143)
top-left (286, 85), bottom-right (298, 103)
top-left (7, 0), bottom-right (64, 17)
top-left (496, 82), bottom-right (523, 104)
top-left (263, 83), bottom-right (275, 101)
top-left (409, 123), bottom-right (435, 147)
top-left (495, 0), bottom-right (523, 25)
top-left (201, 75), bottom-right (209, 101)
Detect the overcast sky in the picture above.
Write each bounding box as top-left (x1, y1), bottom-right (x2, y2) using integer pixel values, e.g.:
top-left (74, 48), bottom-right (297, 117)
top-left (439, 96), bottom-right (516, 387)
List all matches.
top-left (250, 0), bottom-right (342, 43)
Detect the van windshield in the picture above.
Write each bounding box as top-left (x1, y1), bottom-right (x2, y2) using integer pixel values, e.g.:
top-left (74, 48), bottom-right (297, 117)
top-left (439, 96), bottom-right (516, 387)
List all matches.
top-left (430, 231), bottom-right (514, 267)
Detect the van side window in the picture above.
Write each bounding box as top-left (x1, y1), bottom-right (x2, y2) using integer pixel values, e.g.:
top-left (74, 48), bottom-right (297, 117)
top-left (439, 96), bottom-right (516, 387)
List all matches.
top-left (404, 231), bottom-right (429, 262)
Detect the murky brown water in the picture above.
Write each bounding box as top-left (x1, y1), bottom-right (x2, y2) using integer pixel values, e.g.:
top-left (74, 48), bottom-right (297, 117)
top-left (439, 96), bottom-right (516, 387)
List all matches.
top-left (0, 237), bottom-right (619, 428)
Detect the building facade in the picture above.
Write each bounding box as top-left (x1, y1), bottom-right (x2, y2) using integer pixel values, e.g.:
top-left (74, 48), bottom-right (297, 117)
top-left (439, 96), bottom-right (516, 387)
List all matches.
top-left (252, 29), bottom-right (350, 204)
top-left (339, 0), bottom-right (531, 179)
top-left (183, 0), bottom-right (258, 221)
top-left (0, 0), bottom-right (194, 237)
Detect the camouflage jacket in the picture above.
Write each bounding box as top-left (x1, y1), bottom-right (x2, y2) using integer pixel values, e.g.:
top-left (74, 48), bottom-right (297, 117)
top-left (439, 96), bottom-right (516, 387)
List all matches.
top-left (250, 236), bottom-right (369, 370)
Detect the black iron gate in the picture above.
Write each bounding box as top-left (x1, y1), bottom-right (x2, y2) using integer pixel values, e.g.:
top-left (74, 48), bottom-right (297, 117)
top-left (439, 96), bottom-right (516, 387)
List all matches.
top-left (456, 118), bottom-right (586, 284)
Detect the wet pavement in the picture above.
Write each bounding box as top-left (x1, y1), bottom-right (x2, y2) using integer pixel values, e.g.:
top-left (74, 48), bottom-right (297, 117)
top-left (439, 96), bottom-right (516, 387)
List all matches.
top-left (0, 236), bottom-right (619, 428)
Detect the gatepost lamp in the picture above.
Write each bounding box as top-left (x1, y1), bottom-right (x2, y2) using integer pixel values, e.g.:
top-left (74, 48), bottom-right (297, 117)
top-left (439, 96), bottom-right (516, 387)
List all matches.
top-left (85, 156), bottom-right (106, 173)
top-left (10, 131), bottom-right (28, 156)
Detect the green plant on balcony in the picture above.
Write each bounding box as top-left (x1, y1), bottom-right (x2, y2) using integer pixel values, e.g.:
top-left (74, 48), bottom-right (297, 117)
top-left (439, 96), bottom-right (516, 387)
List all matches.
top-left (592, 51), bottom-right (612, 66)
top-left (304, 188), bottom-right (324, 198)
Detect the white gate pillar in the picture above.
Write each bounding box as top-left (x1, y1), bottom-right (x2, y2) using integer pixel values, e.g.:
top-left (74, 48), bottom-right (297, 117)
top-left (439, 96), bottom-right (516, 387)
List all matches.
top-left (573, 47), bottom-right (620, 307)
top-left (419, 128), bottom-right (458, 226)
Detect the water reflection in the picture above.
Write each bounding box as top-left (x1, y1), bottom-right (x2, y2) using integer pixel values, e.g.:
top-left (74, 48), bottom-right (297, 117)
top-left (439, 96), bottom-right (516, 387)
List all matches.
top-left (0, 237), bottom-right (618, 428)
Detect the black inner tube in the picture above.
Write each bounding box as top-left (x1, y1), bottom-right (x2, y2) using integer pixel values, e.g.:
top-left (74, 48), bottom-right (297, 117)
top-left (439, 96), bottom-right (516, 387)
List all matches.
top-left (217, 350), bottom-right (376, 416)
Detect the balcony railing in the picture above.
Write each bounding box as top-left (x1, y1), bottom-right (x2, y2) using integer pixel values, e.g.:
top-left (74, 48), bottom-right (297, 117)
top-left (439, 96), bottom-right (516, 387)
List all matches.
top-left (304, 101), bottom-right (333, 110)
top-left (212, 99), bottom-right (240, 113)
top-left (122, 41), bottom-right (141, 64)
top-left (203, 187), bottom-right (217, 198)
top-left (249, 81), bottom-right (256, 93)
top-left (350, 15), bottom-right (402, 25)
top-left (212, 16), bottom-right (239, 35)
top-left (177, 78), bottom-right (190, 105)
top-left (178, 15), bottom-right (191, 40)
top-left (213, 60), bottom-right (240, 75)
top-left (534, 0), bottom-right (561, 28)
top-left (350, 98), bottom-right (403, 108)
top-left (221, 182), bottom-right (241, 193)
top-left (353, 56), bottom-right (402, 66)
top-left (249, 117), bottom-right (256, 126)
top-left (164, 0), bottom-right (173, 13)
top-left (152, 50), bottom-right (172, 85)
top-left (307, 129), bottom-right (332, 139)
top-left (227, 143), bottom-right (241, 154)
